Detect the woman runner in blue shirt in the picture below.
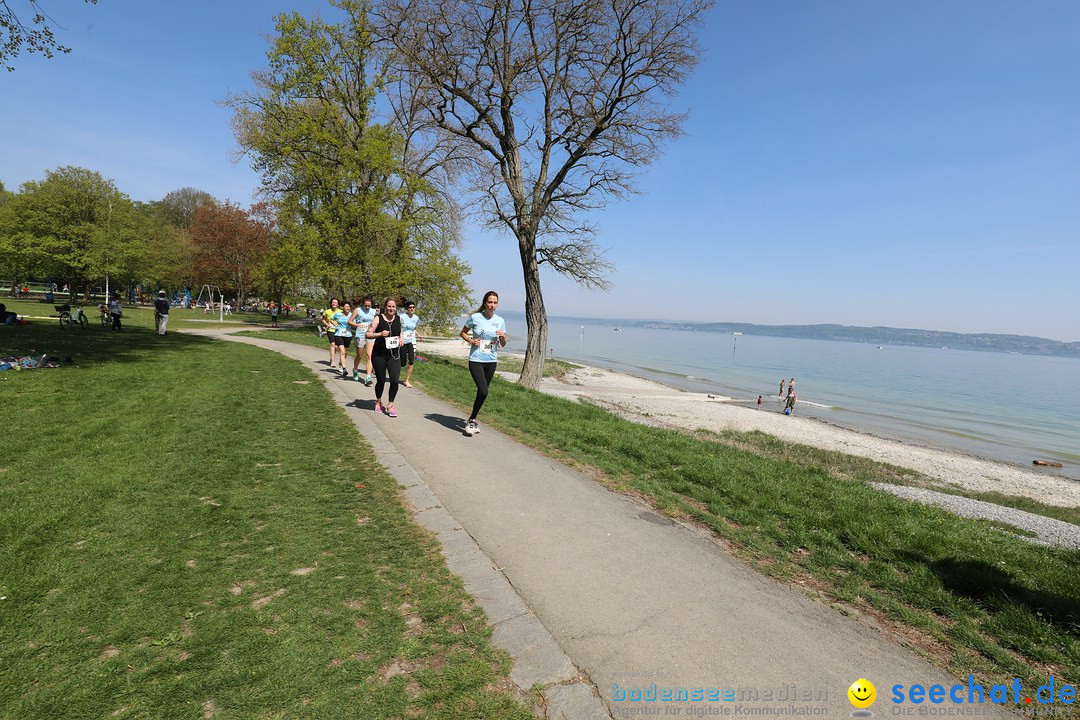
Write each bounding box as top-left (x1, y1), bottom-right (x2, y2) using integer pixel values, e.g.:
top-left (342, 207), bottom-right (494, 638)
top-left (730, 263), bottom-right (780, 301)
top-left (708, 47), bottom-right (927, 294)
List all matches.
top-left (459, 291), bottom-right (506, 436)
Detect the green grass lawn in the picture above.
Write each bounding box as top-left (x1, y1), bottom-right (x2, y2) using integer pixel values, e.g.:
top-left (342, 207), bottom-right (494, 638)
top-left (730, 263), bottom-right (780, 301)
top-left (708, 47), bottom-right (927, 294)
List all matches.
top-left (2, 297), bottom-right (302, 333)
top-left (0, 321), bottom-right (535, 719)
top-left (397, 356), bottom-right (1078, 692)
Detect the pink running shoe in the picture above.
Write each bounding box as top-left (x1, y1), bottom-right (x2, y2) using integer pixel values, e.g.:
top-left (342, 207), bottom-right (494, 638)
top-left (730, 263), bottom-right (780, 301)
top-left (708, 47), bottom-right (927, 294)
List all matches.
top-left (386, 404), bottom-right (397, 418)
top-left (374, 400), bottom-right (383, 414)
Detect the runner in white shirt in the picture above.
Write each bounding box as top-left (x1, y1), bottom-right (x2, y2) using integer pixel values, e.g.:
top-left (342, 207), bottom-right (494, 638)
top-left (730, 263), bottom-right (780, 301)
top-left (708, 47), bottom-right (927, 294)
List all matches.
top-left (399, 300), bottom-right (422, 388)
top-left (349, 296), bottom-right (377, 386)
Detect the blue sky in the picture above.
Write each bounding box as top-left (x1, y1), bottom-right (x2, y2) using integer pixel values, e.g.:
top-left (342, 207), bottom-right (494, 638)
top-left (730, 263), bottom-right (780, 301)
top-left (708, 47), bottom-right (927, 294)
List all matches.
top-left (3, 1), bottom-right (1078, 341)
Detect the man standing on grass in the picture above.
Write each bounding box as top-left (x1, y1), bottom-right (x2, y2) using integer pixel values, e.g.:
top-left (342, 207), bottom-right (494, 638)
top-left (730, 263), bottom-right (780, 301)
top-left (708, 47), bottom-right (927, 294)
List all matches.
top-left (108, 294), bottom-right (123, 332)
top-left (154, 290), bottom-right (170, 335)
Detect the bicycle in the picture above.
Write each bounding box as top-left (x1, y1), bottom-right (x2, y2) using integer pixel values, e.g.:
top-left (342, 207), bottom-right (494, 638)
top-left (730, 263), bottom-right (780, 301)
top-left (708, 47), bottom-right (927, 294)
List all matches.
top-left (55, 304), bottom-right (88, 329)
top-left (98, 306), bottom-right (110, 328)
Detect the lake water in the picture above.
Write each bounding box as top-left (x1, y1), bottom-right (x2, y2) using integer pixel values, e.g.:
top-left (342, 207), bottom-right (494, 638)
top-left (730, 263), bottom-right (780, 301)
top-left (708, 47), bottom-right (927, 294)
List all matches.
top-left (500, 313), bottom-right (1080, 478)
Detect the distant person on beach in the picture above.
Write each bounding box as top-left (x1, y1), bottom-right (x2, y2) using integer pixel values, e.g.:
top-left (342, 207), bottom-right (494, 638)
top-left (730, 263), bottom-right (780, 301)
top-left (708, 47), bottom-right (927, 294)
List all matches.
top-left (784, 388), bottom-right (797, 415)
top-left (460, 290), bottom-right (506, 437)
top-left (757, 395), bottom-right (762, 410)
top-left (779, 379), bottom-right (785, 397)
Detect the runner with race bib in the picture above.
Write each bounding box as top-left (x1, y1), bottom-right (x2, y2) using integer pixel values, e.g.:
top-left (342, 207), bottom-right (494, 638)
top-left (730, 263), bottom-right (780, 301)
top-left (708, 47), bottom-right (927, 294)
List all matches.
top-left (366, 297), bottom-right (404, 418)
top-left (349, 296), bottom-right (377, 386)
top-left (459, 291), bottom-right (506, 437)
top-left (400, 300), bottom-right (422, 388)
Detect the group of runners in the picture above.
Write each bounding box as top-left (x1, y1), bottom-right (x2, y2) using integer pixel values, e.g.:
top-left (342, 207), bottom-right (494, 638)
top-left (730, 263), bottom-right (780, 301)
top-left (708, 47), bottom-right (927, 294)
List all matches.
top-left (320, 291), bottom-right (506, 435)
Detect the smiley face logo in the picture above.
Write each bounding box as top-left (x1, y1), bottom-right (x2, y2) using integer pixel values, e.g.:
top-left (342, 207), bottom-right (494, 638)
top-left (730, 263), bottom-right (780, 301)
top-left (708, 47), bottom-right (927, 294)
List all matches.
top-left (847, 678), bottom-right (876, 709)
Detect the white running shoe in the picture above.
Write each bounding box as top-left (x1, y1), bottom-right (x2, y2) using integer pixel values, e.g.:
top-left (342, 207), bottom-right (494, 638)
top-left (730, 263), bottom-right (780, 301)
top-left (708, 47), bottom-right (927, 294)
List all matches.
top-left (463, 420), bottom-right (477, 436)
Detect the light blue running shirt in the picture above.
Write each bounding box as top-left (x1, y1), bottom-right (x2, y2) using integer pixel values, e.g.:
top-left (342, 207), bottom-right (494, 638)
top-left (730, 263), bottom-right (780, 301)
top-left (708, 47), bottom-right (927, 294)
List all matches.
top-left (465, 312), bottom-right (505, 363)
top-left (333, 311), bottom-right (352, 337)
top-left (401, 313), bottom-right (420, 344)
top-left (353, 306), bottom-right (376, 339)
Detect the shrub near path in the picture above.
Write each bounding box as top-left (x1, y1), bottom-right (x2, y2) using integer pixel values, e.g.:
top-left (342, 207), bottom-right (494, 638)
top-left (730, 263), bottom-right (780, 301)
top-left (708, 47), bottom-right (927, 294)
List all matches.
top-left (0, 324), bottom-right (535, 719)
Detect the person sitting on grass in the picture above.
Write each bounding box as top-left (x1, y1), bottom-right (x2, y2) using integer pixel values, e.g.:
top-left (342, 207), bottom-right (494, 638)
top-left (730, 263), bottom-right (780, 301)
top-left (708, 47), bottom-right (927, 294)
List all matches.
top-left (0, 303), bottom-right (18, 325)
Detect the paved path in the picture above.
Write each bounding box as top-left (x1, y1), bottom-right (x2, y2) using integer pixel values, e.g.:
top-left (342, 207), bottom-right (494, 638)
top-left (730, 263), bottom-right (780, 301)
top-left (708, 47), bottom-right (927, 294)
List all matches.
top-left (192, 330), bottom-right (1006, 719)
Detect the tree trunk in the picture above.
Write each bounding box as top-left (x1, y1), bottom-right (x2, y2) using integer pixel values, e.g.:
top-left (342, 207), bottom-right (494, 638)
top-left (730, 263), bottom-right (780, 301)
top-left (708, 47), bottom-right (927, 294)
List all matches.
top-left (517, 230), bottom-right (547, 389)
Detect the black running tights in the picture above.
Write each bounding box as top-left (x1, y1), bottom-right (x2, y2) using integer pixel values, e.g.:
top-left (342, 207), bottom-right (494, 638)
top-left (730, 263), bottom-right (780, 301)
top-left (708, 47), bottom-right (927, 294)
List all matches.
top-left (468, 361), bottom-right (497, 419)
top-left (372, 354), bottom-right (400, 402)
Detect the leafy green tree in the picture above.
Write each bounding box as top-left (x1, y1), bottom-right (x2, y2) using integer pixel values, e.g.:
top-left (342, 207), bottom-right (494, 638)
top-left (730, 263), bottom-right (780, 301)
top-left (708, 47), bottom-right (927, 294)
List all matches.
top-left (0, 189), bottom-right (42, 295)
top-left (1, 167), bottom-right (143, 298)
top-left (226, 0), bottom-right (470, 322)
top-left (1, 0), bottom-right (98, 71)
top-left (156, 187), bottom-right (216, 229)
top-left (136, 206), bottom-right (195, 293)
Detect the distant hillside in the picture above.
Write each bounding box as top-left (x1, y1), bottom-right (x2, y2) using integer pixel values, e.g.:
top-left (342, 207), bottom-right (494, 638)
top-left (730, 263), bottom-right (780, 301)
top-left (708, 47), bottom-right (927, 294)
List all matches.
top-left (636, 321), bottom-right (1080, 359)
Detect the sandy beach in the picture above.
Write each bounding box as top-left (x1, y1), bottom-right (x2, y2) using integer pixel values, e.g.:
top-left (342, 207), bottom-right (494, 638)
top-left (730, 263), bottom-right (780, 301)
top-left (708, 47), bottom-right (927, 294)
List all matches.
top-left (419, 338), bottom-right (1080, 508)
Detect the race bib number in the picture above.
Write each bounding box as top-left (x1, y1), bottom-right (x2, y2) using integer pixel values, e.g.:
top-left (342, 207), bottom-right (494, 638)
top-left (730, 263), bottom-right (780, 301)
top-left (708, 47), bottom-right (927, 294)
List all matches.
top-left (479, 339), bottom-right (496, 354)
top-left (358, 322), bottom-right (370, 333)
top-left (385, 336), bottom-right (400, 349)
top-left (403, 330), bottom-right (416, 342)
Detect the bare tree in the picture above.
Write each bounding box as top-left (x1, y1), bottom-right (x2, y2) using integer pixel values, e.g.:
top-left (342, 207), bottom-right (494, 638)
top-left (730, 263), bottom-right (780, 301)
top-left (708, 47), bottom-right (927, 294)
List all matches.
top-left (375, 0), bottom-right (712, 387)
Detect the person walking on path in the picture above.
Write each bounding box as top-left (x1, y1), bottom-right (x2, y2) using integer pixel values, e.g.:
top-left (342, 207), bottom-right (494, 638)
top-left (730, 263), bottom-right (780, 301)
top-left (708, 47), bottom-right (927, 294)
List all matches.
top-left (322, 298), bottom-right (340, 367)
top-left (366, 298), bottom-right (403, 417)
top-left (154, 290), bottom-right (170, 335)
top-left (400, 300), bottom-right (422, 388)
top-left (270, 302), bottom-right (279, 327)
top-left (108, 294), bottom-right (123, 332)
top-left (459, 291), bottom-right (507, 437)
top-left (350, 297), bottom-right (377, 385)
top-left (332, 301), bottom-right (353, 375)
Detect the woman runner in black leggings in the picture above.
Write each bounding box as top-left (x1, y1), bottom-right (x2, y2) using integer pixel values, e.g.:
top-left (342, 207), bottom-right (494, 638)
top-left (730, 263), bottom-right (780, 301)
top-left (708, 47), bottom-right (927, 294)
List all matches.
top-left (366, 297), bottom-right (403, 417)
top-left (459, 291), bottom-right (506, 436)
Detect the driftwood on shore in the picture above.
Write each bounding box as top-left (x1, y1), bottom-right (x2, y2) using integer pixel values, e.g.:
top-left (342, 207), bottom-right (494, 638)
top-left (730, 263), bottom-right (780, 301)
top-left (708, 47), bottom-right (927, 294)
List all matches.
top-left (1033, 459), bottom-right (1064, 468)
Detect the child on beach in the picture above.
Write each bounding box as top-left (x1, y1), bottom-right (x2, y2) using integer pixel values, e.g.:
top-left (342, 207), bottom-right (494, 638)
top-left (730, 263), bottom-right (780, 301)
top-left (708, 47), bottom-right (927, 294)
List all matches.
top-left (757, 395), bottom-right (762, 410)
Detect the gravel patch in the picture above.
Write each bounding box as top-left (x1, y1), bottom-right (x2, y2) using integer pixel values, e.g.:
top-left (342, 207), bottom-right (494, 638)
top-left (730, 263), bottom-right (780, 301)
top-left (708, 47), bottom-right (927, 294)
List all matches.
top-left (872, 483), bottom-right (1080, 550)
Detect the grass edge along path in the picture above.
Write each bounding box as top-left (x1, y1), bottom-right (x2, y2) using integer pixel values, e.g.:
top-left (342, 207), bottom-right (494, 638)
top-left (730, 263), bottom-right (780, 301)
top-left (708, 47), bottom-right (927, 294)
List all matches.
top-left (397, 356), bottom-right (1078, 693)
top-left (0, 326), bottom-right (537, 720)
